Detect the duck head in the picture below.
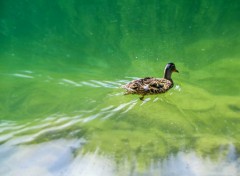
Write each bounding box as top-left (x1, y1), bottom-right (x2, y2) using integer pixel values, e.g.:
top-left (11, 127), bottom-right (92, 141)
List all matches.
top-left (164, 63), bottom-right (179, 80)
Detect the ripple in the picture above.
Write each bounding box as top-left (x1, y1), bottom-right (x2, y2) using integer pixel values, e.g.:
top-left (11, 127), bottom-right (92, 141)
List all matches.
top-left (12, 73), bottom-right (34, 79)
top-left (174, 84), bottom-right (182, 91)
top-left (22, 70), bottom-right (33, 74)
top-left (0, 124), bottom-right (28, 134)
top-left (100, 105), bottom-right (115, 111)
top-left (8, 70), bottom-right (133, 91)
top-left (55, 77), bottom-right (136, 90)
top-left (90, 80), bottom-right (112, 87)
top-left (80, 80), bottom-right (127, 88)
top-left (82, 114), bottom-right (100, 123)
top-left (81, 81), bottom-right (101, 87)
top-left (0, 96), bottom-right (146, 146)
top-left (112, 100), bottom-right (137, 112)
top-left (60, 79), bottom-right (82, 87)
top-left (122, 101), bottom-right (138, 113)
top-left (7, 71), bottom-right (130, 90)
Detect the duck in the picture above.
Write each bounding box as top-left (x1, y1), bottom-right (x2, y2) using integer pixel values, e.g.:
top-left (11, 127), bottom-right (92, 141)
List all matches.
top-left (122, 63), bottom-right (179, 100)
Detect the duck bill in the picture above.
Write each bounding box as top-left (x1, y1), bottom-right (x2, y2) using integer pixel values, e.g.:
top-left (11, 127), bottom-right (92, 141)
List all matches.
top-left (174, 69), bottom-right (179, 73)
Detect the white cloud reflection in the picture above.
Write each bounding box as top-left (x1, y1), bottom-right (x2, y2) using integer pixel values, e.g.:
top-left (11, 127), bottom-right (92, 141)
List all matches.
top-left (0, 139), bottom-right (239, 176)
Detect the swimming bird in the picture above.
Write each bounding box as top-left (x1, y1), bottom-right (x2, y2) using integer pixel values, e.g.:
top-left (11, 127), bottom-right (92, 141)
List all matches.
top-left (122, 63), bottom-right (179, 100)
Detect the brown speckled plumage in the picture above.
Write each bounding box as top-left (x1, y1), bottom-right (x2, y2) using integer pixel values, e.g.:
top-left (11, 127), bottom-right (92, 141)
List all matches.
top-left (122, 63), bottom-right (179, 100)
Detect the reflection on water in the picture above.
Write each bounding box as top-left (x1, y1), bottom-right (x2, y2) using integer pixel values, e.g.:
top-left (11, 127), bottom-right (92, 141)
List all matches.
top-left (0, 138), bottom-right (239, 176)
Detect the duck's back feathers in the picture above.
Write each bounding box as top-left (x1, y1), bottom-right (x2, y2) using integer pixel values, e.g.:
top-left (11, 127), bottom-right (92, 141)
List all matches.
top-left (122, 77), bottom-right (173, 95)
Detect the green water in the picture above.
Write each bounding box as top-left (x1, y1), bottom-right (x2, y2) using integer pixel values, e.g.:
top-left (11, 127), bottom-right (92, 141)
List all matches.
top-left (1, 0), bottom-right (240, 175)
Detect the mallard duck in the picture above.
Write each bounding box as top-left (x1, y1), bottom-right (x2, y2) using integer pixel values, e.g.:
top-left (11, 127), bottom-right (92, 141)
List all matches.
top-left (122, 63), bottom-right (179, 100)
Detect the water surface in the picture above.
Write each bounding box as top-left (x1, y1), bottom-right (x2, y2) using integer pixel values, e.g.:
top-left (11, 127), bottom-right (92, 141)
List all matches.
top-left (0, 0), bottom-right (240, 175)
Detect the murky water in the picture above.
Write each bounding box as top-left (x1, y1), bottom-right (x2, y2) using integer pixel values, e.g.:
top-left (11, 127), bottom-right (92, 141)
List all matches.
top-left (1, 0), bottom-right (240, 175)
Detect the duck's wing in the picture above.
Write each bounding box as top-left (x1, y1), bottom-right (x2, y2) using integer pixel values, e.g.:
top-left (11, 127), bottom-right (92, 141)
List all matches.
top-left (124, 77), bottom-right (152, 88)
top-left (147, 78), bottom-right (173, 94)
top-left (148, 79), bottom-right (164, 89)
top-left (123, 77), bottom-right (153, 94)
top-left (142, 77), bottom-right (154, 84)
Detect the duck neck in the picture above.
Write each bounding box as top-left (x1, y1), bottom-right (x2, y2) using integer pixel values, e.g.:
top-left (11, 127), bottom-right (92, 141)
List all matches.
top-left (164, 69), bottom-right (172, 81)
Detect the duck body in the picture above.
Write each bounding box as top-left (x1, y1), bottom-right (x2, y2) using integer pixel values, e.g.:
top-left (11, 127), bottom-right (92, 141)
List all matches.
top-left (122, 63), bottom-right (178, 100)
top-left (123, 77), bottom-right (173, 95)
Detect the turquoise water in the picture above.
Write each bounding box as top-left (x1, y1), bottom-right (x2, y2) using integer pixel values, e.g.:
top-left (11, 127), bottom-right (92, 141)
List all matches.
top-left (1, 0), bottom-right (240, 175)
